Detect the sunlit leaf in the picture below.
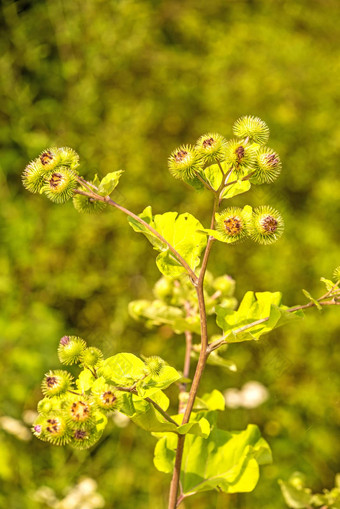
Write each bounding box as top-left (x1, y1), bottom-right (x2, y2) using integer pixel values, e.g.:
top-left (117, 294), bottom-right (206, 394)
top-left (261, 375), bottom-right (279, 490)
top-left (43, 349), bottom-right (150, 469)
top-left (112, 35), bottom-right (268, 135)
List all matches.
top-left (97, 170), bottom-right (124, 196)
top-left (128, 207), bottom-right (207, 277)
top-left (154, 420), bottom-right (272, 495)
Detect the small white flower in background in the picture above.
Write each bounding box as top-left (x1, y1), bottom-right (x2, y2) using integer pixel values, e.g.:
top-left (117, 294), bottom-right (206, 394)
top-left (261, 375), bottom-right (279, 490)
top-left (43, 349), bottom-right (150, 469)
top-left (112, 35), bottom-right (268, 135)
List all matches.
top-left (0, 416), bottom-right (32, 441)
top-left (22, 410), bottom-right (38, 425)
top-left (224, 381), bottom-right (269, 409)
top-left (32, 478), bottom-right (105, 509)
top-left (57, 478), bottom-right (104, 509)
top-left (112, 411), bottom-right (130, 428)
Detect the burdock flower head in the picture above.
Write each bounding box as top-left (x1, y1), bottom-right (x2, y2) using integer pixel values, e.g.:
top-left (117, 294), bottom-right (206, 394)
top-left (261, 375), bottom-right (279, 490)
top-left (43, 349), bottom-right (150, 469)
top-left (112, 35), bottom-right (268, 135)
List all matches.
top-left (42, 167), bottom-right (77, 203)
top-left (249, 206), bottom-right (284, 244)
top-left (168, 145), bottom-right (203, 180)
top-left (22, 159), bottom-right (52, 194)
top-left (93, 385), bottom-right (118, 412)
top-left (39, 147), bottom-right (61, 171)
top-left (216, 207), bottom-right (249, 243)
top-left (37, 413), bottom-right (71, 446)
top-left (41, 370), bottom-right (74, 398)
top-left (223, 140), bottom-right (257, 176)
top-left (73, 191), bottom-right (107, 214)
top-left (65, 396), bottom-right (94, 428)
top-left (233, 115), bottom-right (270, 145)
top-left (333, 266), bottom-right (340, 282)
top-left (195, 133), bottom-right (227, 164)
top-left (251, 147), bottom-right (282, 184)
top-left (80, 347), bottom-right (103, 368)
top-left (58, 336), bottom-right (87, 365)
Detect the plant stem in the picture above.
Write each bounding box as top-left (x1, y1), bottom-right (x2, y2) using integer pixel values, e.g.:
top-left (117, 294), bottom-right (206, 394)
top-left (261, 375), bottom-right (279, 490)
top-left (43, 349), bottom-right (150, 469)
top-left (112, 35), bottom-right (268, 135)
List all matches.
top-left (178, 301), bottom-right (193, 413)
top-left (168, 193), bottom-right (220, 509)
top-left (73, 189), bottom-right (198, 283)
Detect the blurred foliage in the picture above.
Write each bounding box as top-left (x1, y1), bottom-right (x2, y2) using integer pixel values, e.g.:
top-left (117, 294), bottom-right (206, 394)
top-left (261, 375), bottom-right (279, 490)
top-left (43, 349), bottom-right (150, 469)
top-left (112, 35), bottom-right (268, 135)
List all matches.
top-left (0, 0), bottom-right (339, 508)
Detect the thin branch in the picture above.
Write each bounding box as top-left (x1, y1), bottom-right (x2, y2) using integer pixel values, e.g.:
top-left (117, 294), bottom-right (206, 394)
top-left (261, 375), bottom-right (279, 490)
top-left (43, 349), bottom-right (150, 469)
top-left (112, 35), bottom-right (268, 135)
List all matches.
top-left (194, 171), bottom-right (215, 192)
top-left (73, 188), bottom-right (198, 284)
top-left (207, 296), bottom-right (340, 354)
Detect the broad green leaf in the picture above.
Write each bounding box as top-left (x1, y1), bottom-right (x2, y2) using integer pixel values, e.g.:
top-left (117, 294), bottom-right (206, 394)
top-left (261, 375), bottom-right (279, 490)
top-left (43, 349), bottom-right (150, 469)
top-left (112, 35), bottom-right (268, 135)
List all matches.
top-left (128, 207), bottom-right (207, 277)
top-left (302, 289), bottom-right (322, 311)
top-left (76, 369), bottom-right (95, 392)
top-left (279, 479), bottom-right (313, 508)
top-left (203, 163), bottom-right (223, 190)
top-left (221, 179), bottom-right (251, 200)
top-left (136, 365), bottom-right (181, 398)
top-left (216, 291), bottom-right (304, 342)
top-left (97, 170), bottom-right (124, 196)
top-left (154, 423), bottom-right (272, 495)
top-left (97, 353), bottom-right (146, 386)
top-left (128, 299), bottom-right (201, 334)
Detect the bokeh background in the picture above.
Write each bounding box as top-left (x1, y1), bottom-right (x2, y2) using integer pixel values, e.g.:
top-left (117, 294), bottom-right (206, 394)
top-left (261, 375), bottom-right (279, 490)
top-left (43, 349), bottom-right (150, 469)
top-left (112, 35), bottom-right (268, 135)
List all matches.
top-left (0, 0), bottom-right (339, 508)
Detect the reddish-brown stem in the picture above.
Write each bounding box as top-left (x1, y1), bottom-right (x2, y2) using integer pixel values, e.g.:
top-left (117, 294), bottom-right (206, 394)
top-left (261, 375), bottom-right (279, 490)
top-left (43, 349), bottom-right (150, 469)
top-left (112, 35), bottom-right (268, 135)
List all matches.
top-left (168, 193), bottom-right (220, 509)
top-left (178, 301), bottom-right (193, 413)
top-left (73, 189), bottom-right (198, 283)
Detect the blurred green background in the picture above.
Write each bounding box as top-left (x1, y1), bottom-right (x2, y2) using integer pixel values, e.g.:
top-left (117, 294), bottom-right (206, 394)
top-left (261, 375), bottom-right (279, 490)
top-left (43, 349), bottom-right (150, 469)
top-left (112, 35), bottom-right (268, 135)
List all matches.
top-left (0, 0), bottom-right (339, 507)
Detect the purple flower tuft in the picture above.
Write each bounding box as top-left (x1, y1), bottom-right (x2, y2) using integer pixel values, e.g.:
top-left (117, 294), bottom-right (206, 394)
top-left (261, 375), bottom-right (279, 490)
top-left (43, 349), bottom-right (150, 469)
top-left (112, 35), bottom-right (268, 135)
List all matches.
top-left (60, 336), bottom-right (70, 346)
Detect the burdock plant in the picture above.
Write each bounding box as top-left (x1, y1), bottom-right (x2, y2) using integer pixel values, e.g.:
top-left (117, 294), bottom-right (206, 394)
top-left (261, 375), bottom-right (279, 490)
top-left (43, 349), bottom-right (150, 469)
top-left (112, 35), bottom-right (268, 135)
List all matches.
top-left (22, 116), bottom-right (340, 508)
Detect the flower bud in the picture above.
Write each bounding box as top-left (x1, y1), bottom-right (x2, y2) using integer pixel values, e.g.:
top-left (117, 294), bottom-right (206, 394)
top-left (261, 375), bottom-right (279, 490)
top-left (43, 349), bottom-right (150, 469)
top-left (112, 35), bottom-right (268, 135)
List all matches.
top-left (195, 133), bottom-right (227, 164)
top-left (333, 266), bottom-right (340, 282)
top-left (144, 356), bottom-right (166, 376)
top-left (41, 370), bottom-right (74, 398)
top-left (70, 425), bottom-right (102, 450)
top-left (65, 396), bottom-right (94, 427)
top-left (80, 347), bottom-right (103, 368)
top-left (38, 397), bottom-right (62, 415)
top-left (42, 167), bottom-right (77, 203)
top-left (251, 147), bottom-right (282, 184)
top-left (213, 275), bottom-right (235, 297)
top-left (93, 385), bottom-right (117, 412)
top-left (58, 336), bottom-right (87, 365)
top-left (39, 147), bottom-right (60, 171)
top-left (35, 413), bottom-right (71, 445)
top-left (57, 147), bottom-right (79, 171)
top-left (233, 116), bottom-right (270, 145)
top-left (73, 192), bottom-right (107, 214)
top-left (216, 207), bottom-right (249, 243)
top-left (168, 145), bottom-right (203, 180)
top-left (22, 160), bottom-right (50, 194)
top-left (249, 206), bottom-right (284, 244)
top-left (223, 140), bottom-right (257, 176)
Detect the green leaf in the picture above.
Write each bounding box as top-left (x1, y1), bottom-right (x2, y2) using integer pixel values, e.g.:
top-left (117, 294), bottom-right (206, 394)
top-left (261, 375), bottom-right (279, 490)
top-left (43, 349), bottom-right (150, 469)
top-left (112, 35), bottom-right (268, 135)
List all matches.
top-left (279, 480), bottom-right (313, 508)
top-left (97, 353), bottom-right (146, 386)
top-left (154, 423), bottom-right (272, 495)
top-left (93, 410), bottom-right (108, 433)
top-left (136, 365), bottom-right (181, 398)
top-left (302, 289), bottom-right (323, 311)
top-left (216, 291), bottom-right (304, 342)
top-left (128, 207), bottom-right (207, 277)
top-left (76, 369), bottom-right (95, 392)
top-left (97, 170), bottom-right (124, 196)
top-left (128, 299), bottom-right (201, 334)
top-left (200, 390), bottom-right (226, 411)
top-left (203, 163), bottom-right (223, 190)
top-left (320, 277), bottom-right (336, 292)
top-left (221, 179), bottom-right (251, 200)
